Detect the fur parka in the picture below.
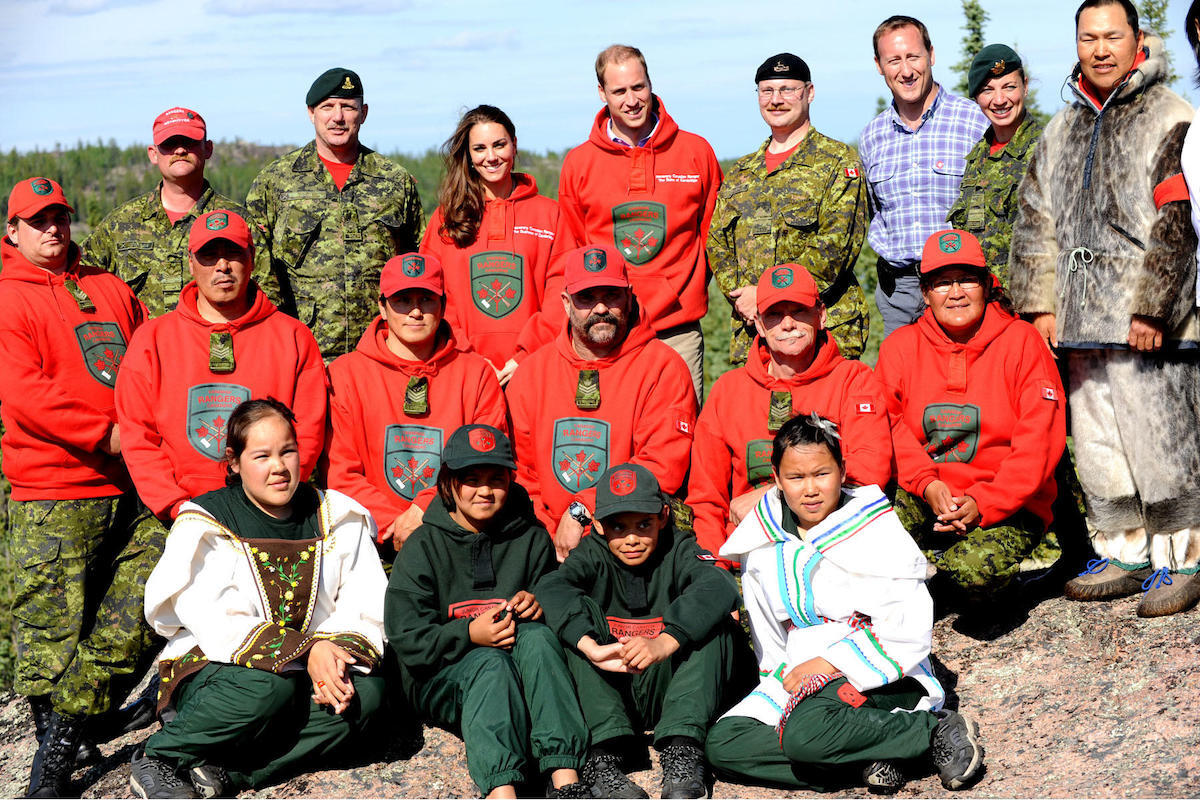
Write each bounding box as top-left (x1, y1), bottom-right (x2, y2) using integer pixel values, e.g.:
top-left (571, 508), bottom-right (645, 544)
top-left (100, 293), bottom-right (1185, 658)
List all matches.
top-left (1009, 36), bottom-right (1198, 347)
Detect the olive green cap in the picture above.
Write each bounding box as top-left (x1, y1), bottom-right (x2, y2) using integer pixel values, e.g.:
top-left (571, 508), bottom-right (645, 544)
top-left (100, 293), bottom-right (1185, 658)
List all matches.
top-left (306, 67), bottom-right (363, 107)
top-left (968, 44), bottom-right (1022, 98)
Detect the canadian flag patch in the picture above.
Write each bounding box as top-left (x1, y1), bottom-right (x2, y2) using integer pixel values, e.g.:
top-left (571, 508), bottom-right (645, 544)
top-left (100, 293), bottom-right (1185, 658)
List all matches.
top-left (676, 420), bottom-right (692, 435)
top-left (697, 553), bottom-right (718, 561)
top-left (857, 402), bottom-right (875, 414)
top-left (845, 167), bottom-right (859, 178)
top-left (1042, 387), bottom-right (1058, 401)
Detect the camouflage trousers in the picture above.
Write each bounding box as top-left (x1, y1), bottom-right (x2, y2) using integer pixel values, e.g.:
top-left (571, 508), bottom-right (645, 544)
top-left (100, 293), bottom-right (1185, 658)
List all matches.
top-left (10, 493), bottom-right (166, 716)
top-left (892, 489), bottom-right (1050, 597)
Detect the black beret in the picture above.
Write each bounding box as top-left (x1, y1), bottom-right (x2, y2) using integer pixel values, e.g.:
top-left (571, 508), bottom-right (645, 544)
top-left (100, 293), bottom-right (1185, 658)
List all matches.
top-left (755, 53), bottom-right (811, 84)
top-left (967, 44), bottom-right (1022, 98)
top-left (306, 67), bottom-right (363, 107)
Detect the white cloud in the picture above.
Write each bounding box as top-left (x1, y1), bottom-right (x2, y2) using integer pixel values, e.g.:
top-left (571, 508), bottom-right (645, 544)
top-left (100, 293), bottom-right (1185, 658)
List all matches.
top-left (205, 0), bottom-right (410, 14)
top-left (46, 0), bottom-right (154, 15)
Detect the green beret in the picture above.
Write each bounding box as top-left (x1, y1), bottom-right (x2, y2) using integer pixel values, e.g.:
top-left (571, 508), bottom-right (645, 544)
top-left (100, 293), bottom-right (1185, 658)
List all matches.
top-left (968, 44), bottom-right (1022, 98)
top-left (306, 67), bottom-right (363, 107)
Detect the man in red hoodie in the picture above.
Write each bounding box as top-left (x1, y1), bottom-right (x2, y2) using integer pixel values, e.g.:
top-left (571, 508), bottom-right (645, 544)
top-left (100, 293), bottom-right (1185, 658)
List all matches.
top-left (557, 44), bottom-right (722, 400)
top-left (1, 178), bottom-right (162, 796)
top-left (325, 252), bottom-right (508, 554)
top-left (688, 264), bottom-right (892, 562)
top-left (507, 244), bottom-right (698, 560)
top-left (116, 210), bottom-right (328, 524)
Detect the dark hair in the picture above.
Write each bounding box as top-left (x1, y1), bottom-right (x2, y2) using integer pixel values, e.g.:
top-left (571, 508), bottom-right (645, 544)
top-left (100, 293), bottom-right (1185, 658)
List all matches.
top-left (436, 105), bottom-right (517, 248)
top-left (770, 413), bottom-right (845, 472)
top-left (1187, 0), bottom-right (1200, 84)
top-left (223, 398), bottom-right (298, 486)
top-left (435, 462), bottom-right (514, 512)
top-left (872, 15), bottom-right (932, 59)
top-left (1074, 0), bottom-right (1138, 33)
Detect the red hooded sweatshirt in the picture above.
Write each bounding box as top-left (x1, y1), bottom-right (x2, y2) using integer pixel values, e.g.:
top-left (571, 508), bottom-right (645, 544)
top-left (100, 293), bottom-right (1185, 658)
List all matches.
top-left (420, 173), bottom-right (570, 368)
top-left (875, 304), bottom-right (1065, 529)
top-left (506, 313), bottom-right (698, 533)
top-left (324, 317), bottom-right (508, 530)
top-left (0, 239), bottom-right (146, 499)
top-left (687, 335), bottom-right (892, 558)
top-left (116, 282), bottom-right (328, 519)
top-left (556, 98), bottom-right (722, 332)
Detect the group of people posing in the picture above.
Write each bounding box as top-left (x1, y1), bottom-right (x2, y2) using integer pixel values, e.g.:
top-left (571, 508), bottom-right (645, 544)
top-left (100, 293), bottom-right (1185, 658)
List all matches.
top-left (5, 0), bottom-right (1200, 797)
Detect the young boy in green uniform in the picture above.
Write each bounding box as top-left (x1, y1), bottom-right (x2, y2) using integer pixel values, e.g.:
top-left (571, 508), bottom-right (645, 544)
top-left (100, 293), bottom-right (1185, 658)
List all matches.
top-left (538, 463), bottom-right (745, 799)
top-left (385, 424), bottom-right (590, 799)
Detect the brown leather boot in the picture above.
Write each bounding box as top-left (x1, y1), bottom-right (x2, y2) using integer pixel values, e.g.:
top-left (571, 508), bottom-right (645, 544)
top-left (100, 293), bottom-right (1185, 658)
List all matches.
top-left (1137, 569), bottom-right (1200, 617)
top-left (1063, 558), bottom-right (1150, 600)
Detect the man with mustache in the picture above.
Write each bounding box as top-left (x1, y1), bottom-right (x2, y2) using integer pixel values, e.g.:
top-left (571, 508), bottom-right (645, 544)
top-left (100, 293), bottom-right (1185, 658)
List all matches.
top-left (860, 15), bottom-right (987, 336)
top-left (688, 263), bottom-right (892, 562)
top-left (83, 108), bottom-right (244, 317)
top-left (116, 210), bottom-right (327, 529)
top-left (246, 67), bottom-right (423, 359)
top-left (556, 44), bottom-right (722, 401)
top-left (507, 244), bottom-right (698, 561)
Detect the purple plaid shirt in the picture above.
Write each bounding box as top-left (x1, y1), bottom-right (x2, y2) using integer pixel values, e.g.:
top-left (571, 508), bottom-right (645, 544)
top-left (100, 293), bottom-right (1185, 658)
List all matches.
top-left (859, 85), bottom-right (988, 267)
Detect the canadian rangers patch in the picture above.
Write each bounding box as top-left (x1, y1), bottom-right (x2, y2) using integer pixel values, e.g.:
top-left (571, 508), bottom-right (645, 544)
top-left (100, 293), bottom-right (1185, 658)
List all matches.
top-left (74, 322), bottom-right (127, 388)
top-left (553, 417), bottom-right (610, 492)
top-left (384, 424), bottom-right (442, 501)
top-left (606, 615), bottom-right (664, 639)
top-left (745, 439), bottom-right (774, 486)
top-left (612, 201), bottom-right (666, 264)
top-left (469, 251), bottom-right (524, 319)
top-left (922, 402), bottom-right (980, 463)
top-left (448, 599), bottom-right (505, 619)
top-left (187, 383), bottom-right (251, 460)
top-left (609, 468), bottom-right (636, 495)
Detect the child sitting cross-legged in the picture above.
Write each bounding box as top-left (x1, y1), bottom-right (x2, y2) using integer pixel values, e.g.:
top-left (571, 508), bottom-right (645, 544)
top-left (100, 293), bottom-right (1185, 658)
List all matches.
top-left (537, 463), bottom-right (746, 800)
top-left (705, 413), bottom-right (985, 794)
top-left (385, 424), bottom-right (590, 799)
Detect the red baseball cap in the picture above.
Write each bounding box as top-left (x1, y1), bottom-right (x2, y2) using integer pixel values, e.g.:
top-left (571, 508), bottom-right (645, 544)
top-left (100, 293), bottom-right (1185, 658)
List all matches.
top-left (380, 253), bottom-right (444, 297)
top-left (7, 177), bottom-right (73, 222)
top-left (563, 244), bottom-right (631, 294)
top-left (153, 107), bottom-right (207, 146)
top-left (920, 230), bottom-right (988, 275)
top-left (756, 263), bottom-right (820, 315)
top-left (188, 210), bottom-right (253, 253)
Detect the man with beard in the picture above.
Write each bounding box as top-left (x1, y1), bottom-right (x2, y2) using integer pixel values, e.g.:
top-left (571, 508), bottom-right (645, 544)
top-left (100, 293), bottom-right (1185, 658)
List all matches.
top-left (507, 244), bottom-right (698, 561)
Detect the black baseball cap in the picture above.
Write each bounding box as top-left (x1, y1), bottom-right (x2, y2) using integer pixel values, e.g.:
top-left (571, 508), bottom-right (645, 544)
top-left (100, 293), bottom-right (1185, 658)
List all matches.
top-left (595, 463), bottom-right (667, 521)
top-left (442, 424), bottom-right (516, 471)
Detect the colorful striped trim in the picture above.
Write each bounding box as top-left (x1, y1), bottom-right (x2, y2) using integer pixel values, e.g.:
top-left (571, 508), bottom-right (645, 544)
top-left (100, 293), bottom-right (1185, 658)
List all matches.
top-left (749, 690), bottom-right (784, 714)
top-left (754, 498), bottom-right (789, 544)
top-left (862, 627), bottom-right (904, 681)
top-left (834, 636), bottom-right (890, 684)
top-left (810, 495), bottom-right (892, 553)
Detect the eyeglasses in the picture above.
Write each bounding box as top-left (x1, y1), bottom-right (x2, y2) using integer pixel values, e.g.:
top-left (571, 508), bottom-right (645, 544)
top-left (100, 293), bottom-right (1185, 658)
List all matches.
top-left (756, 85), bottom-right (807, 100)
top-left (926, 276), bottom-right (983, 294)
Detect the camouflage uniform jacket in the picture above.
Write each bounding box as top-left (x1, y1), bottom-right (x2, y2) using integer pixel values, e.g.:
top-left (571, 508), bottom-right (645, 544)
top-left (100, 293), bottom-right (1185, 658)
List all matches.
top-left (245, 141), bottom-right (424, 359)
top-left (947, 115), bottom-right (1044, 289)
top-left (707, 129), bottom-right (869, 363)
top-left (81, 180), bottom-right (244, 317)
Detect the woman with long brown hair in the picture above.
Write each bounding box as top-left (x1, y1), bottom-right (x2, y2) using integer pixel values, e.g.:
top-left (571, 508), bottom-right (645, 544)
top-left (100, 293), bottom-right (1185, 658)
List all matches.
top-left (421, 105), bottom-right (568, 385)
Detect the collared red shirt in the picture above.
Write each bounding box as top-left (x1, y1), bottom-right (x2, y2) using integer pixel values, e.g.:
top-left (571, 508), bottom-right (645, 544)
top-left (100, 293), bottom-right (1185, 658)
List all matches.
top-left (859, 85), bottom-right (988, 268)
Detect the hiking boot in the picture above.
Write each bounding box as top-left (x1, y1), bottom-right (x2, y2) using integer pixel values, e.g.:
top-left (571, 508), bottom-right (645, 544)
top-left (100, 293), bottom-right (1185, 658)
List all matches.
top-left (28, 697), bottom-right (100, 766)
top-left (659, 740), bottom-right (706, 799)
top-left (26, 712), bottom-right (84, 798)
top-left (862, 760), bottom-right (904, 794)
top-left (188, 763), bottom-right (230, 799)
top-left (546, 780), bottom-right (592, 798)
top-left (1064, 558), bottom-right (1150, 601)
top-left (929, 710), bottom-right (983, 790)
top-left (1137, 569), bottom-right (1200, 617)
top-left (581, 751), bottom-right (648, 799)
top-left (129, 748), bottom-right (198, 799)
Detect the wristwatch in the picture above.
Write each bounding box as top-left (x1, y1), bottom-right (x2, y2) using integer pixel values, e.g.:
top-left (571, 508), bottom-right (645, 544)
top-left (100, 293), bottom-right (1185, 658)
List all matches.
top-left (567, 501), bottom-right (592, 526)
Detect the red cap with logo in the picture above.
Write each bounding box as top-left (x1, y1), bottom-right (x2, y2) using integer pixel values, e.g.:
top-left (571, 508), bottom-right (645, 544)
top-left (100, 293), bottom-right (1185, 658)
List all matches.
top-left (380, 253), bottom-right (444, 298)
top-left (153, 107), bottom-right (207, 146)
top-left (563, 244), bottom-right (631, 294)
top-left (920, 229), bottom-right (987, 274)
top-left (756, 263), bottom-right (820, 314)
top-left (188, 210), bottom-right (253, 253)
top-left (7, 177), bottom-right (74, 222)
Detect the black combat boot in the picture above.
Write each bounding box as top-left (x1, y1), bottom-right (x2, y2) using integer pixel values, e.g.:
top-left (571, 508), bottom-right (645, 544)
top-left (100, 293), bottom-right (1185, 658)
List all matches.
top-left (28, 697), bottom-right (99, 765)
top-left (26, 711), bottom-right (84, 798)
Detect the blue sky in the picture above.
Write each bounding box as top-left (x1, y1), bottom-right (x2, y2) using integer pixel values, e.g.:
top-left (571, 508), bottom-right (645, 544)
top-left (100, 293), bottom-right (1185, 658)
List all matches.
top-left (3, 0), bottom-right (1196, 160)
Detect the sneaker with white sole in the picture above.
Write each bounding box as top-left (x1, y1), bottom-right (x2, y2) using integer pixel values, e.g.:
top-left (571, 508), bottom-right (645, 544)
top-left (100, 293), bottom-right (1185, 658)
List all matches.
top-left (129, 748), bottom-right (198, 799)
